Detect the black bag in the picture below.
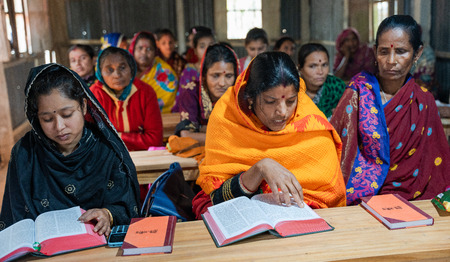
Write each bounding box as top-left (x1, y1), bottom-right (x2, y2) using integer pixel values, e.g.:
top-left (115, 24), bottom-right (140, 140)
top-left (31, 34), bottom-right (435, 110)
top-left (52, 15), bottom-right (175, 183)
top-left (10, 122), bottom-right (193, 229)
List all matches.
top-left (141, 162), bottom-right (195, 221)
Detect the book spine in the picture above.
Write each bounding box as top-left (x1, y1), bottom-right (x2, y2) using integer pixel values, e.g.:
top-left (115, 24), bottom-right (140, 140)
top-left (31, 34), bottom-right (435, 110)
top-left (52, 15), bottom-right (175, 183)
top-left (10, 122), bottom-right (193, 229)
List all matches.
top-left (164, 216), bottom-right (177, 247)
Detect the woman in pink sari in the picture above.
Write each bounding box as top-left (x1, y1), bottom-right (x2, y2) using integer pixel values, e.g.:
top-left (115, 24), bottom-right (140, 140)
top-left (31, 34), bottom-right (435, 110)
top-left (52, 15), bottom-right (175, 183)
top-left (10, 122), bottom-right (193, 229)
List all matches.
top-left (331, 15), bottom-right (450, 205)
top-left (333, 28), bottom-right (377, 81)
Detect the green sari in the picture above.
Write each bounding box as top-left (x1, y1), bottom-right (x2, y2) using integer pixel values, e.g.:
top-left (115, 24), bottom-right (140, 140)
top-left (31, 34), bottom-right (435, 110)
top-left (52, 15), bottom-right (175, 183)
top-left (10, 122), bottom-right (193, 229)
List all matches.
top-left (312, 75), bottom-right (346, 118)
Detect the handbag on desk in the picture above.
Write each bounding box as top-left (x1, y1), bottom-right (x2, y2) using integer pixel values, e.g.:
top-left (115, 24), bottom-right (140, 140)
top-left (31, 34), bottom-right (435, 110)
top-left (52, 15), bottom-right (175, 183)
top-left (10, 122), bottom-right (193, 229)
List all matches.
top-left (141, 162), bottom-right (195, 221)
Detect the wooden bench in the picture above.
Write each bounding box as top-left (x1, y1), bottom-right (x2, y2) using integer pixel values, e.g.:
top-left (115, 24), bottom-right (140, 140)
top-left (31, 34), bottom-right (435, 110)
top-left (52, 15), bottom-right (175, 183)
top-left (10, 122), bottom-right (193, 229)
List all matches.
top-left (129, 149), bottom-right (198, 184)
top-left (162, 113), bottom-right (180, 143)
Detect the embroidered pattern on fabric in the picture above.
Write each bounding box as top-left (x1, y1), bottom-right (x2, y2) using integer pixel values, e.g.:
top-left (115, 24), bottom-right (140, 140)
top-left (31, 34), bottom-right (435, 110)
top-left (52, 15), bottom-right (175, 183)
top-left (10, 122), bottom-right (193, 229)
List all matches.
top-left (65, 184), bottom-right (76, 194)
top-left (346, 73), bottom-right (390, 205)
top-left (155, 63), bottom-right (177, 92)
top-left (41, 199), bottom-right (49, 207)
top-left (181, 111), bottom-right (190, 121)
top-left (107, 180), bottom-right (114, 189)
top-left (200, 84), bottom-right (214, 120)
top-left (182, 81), bottom-right (196, 90)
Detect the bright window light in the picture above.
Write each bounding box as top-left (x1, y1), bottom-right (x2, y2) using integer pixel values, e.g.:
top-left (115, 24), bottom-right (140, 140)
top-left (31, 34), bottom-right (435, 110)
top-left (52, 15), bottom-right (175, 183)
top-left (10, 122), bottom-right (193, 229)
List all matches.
top-left (227, 0), bottom-right (262, 39)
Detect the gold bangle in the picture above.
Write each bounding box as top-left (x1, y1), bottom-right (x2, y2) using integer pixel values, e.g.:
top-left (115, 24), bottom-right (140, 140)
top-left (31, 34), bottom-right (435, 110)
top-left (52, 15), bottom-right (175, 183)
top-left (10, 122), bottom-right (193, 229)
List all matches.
top-left (104, 208), bottom-right (113, 226)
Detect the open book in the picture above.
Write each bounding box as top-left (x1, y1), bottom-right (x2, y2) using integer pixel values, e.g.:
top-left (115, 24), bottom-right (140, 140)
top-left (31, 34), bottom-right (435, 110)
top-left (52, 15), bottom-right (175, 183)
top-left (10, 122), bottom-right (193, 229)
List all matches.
top-left (0, 206), bottom-right (107, 262)
top-left (202, 194), bottom-right (333, 247)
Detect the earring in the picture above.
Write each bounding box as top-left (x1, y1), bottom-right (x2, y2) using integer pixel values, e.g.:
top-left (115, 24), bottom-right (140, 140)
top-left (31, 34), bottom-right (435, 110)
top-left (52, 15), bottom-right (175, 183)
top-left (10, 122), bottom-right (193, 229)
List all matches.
top-left (248, 104), bottom-right (252, 110)
top-left (374, 61), bottom-right (378, 66)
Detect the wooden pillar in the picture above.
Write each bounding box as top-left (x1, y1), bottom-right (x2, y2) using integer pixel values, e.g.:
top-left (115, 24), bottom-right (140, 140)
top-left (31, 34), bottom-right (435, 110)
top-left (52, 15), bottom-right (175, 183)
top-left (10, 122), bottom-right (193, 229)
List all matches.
top-left (262, 0), bottom-right (280, 41)
top-left (176, 0), bottom-right (186, 54)
top-left (213, 0), bottom-right (227, 41)
top-left (0, 62), bottom-right (14, 166)
top-left (47, 0), bottom-right (69, 65)
top-left (300, 0), bottom-right (310, 42)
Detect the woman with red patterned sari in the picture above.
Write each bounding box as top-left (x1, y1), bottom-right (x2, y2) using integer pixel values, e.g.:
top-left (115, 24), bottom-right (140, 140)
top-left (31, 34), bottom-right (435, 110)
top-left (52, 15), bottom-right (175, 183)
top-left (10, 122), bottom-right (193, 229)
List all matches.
top-left (331, 15), bottom-right (450, 205)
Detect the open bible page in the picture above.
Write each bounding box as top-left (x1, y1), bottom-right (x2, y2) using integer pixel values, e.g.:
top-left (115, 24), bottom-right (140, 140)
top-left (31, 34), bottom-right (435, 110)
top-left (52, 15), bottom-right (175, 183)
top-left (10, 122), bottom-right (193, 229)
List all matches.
top-left (35, 206), bottom-right (86, 243)
top-left (252, 194), bottom-right (320, 225)
top-left (208, 196), bottom-right (271, 239)
top-left (0, 219), bottom-right (35, 258)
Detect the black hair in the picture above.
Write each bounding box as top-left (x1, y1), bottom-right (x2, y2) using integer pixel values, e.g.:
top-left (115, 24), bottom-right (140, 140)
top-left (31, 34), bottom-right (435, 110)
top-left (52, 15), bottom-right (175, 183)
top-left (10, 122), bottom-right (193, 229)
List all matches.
top-left (68, 44), bottom-right (96, 59)
top-left (273, 36), bottom-right (295, 51)
top-left (245, 28), bottom-right (269, 46)
top-left (201, 44), bottom-right (238, 87)
top-left (218, 41), bottom-right (234, 50)
top-left (244, 52), bottom-right (299, 102)
top-left (375, 15), bottom-right (423, 55)
top-left (155, 28), bottom-right (175, 40)
top-left (134, 31), bottom-right (157, 50)
top-left (297, 43), bottom-right (329, 68)
top-left (193, 26), bottom-right (215, 48)
top-left (98, 47), bottom-right (136, 76)
top-left (27, 67), bottom-right (85, 122)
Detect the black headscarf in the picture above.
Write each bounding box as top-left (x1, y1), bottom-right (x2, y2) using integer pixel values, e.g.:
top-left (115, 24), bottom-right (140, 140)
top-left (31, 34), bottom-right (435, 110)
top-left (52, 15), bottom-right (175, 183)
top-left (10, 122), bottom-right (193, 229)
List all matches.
top-left (0, 64), bottom-right (140, 230)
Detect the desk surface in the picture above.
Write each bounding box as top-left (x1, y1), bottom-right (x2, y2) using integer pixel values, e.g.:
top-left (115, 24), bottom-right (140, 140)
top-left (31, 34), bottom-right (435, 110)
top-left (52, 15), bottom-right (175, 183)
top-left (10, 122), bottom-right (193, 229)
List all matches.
top-left (130, 150), bottom-right (198, 184)
top-left (162, 113), bottom-right (180, 142)
top-left (23, 200), bottom-right (450, 261)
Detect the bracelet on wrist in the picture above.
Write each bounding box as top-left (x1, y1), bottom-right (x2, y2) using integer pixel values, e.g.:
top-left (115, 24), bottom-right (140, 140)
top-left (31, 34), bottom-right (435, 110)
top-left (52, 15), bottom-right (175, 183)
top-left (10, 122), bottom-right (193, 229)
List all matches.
top-left (104, 208), bottom-right (113, 226)
top-left (239, 173), bottom-right (257, 194)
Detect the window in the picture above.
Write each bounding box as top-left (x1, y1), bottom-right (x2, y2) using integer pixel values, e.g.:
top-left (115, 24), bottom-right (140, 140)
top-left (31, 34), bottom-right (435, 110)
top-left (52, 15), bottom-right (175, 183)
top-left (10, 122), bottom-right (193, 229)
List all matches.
top-left (3, 0), bottom-right (31, 56)
top-left (227, 0), bottom-right (262, 39)
top-left (372, 0), bottom-right (397, 41)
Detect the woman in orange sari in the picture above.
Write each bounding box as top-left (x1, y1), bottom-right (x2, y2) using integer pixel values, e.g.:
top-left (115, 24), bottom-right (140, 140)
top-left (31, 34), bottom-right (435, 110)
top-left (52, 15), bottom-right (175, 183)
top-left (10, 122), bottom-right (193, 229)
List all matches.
top-left (193, 52), bottom-right (346, 218)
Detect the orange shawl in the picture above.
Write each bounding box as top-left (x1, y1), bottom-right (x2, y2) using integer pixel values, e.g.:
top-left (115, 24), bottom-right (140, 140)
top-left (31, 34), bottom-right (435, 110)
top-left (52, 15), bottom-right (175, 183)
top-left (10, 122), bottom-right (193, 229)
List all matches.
top-left (197, 64), bottom-right (346, 208)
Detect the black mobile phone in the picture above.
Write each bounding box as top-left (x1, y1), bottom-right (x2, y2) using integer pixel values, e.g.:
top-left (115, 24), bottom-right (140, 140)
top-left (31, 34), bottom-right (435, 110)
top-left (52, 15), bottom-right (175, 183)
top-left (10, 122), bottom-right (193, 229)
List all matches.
top-left (107, 225), bottom-right (129, 247)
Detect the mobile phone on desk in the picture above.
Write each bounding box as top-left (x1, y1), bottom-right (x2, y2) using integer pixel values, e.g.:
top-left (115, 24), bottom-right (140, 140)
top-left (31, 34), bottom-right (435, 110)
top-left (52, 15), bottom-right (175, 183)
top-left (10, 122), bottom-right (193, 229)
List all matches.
top-left (108, 225), bottom-right (129, 247)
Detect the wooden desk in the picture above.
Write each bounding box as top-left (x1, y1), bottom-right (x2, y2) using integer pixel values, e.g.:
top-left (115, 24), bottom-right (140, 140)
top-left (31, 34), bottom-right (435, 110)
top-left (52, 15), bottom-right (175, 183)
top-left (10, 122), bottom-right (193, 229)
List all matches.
top-left (162, 113), bottom-right (180, 142)
top-left (22, 200), bottom-right (450, 261)
top-left (441, 118), bottom-right (450, 144)
top-left (130, 150), bottom-right (198, 184)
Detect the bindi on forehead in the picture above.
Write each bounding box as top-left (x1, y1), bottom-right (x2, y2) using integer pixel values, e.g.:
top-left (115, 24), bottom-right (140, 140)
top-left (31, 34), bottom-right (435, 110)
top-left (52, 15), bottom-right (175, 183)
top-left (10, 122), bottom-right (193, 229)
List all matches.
top-left (281, 95), bottom-right (285, 99)
top-left (391, 44), bottom-right (394, 48)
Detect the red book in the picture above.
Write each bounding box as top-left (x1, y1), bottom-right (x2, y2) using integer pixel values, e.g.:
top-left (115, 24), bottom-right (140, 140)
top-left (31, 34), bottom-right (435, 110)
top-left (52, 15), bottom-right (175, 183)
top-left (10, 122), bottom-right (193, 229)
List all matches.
top-left (121, 216), bottom-right (176, 256)
top-left (360, 194), bottom-right (434, 230)
top-left (202, 194), bottom-right (334, 247)
top-left (0, 207), bottom-right (106, 262)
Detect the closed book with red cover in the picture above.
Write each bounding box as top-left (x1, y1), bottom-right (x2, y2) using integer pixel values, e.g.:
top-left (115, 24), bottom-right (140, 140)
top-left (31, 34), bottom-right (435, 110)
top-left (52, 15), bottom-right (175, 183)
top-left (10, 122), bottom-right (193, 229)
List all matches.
top-left (121, 216), bottom-right (176, 256)
top-left (360, 194), bottom-right (434, 230)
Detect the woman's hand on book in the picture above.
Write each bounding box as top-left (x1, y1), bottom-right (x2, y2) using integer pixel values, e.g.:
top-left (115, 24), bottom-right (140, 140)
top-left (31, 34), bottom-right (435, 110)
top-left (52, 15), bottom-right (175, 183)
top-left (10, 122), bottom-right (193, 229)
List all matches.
top-left (78, 208), bottom-right (112, 237)
top-left (242, 158), bottom-right (304, 207)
